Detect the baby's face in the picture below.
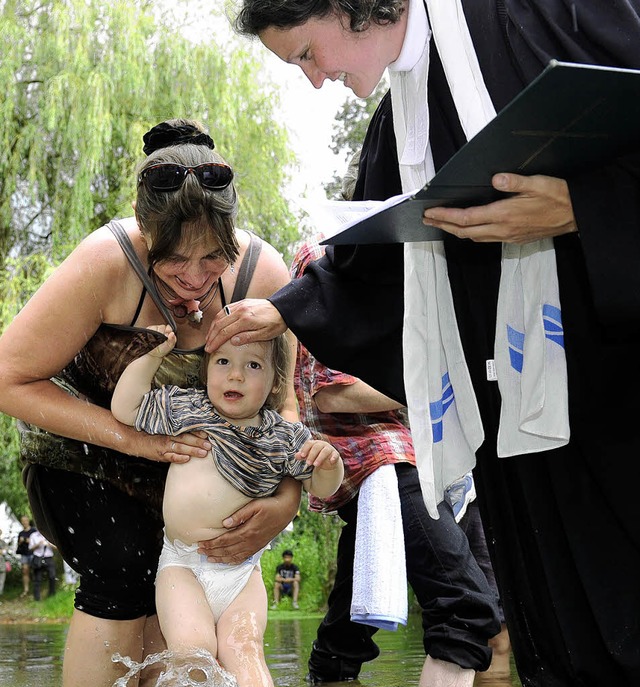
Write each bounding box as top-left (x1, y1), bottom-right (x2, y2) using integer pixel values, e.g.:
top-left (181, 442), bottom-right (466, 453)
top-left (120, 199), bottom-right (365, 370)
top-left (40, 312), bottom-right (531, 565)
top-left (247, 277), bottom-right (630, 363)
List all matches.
top-left (206, 340), bottom-right (276, 426)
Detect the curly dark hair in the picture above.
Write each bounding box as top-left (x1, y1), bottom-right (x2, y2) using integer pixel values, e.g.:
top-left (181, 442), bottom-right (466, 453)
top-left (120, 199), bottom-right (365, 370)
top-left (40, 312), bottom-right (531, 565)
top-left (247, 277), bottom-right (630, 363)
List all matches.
top-left (234, 0), bottom-right (405, 35)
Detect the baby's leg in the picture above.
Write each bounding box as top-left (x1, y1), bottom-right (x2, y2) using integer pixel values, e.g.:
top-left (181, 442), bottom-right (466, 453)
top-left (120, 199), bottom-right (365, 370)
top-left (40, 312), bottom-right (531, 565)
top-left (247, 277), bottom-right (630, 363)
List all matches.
top-left (156, 565), bottom-right (218, 657)
top-left (216, 568), bottom-right (273, 687)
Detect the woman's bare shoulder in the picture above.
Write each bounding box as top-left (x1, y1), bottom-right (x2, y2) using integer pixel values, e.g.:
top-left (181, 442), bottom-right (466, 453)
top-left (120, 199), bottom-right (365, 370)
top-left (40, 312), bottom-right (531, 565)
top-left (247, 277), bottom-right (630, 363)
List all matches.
top-left (241, 231), bottom-right (291, 297)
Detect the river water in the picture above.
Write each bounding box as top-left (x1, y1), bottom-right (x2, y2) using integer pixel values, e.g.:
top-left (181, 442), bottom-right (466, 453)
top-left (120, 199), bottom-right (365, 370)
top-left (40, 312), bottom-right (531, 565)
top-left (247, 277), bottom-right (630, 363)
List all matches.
top-left (0, 614), bottom-right (518, 686)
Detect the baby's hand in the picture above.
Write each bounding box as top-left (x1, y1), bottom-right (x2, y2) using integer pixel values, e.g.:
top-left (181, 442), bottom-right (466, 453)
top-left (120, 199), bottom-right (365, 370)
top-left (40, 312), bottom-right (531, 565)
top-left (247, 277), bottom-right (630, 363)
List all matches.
top-left (147, 324), bottom-right (176, 358)
top-left (296, 440), bottom-right (341, 470)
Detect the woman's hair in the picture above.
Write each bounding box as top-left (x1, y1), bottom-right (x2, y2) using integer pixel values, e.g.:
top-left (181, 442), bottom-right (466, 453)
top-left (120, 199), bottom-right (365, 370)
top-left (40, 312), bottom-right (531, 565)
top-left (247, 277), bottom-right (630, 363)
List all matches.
top-left (200, 334), bottom-right (291, 412)
top-left (135, 118), bottom-right (240, 267)
top-left (234, 0), bottom-right (405, 35)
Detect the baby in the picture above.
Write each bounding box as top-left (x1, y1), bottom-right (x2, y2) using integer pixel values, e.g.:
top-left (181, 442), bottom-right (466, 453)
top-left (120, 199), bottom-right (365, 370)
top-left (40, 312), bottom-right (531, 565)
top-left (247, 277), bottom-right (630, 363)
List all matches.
top-left (112, 326), bottom-right (343, 687)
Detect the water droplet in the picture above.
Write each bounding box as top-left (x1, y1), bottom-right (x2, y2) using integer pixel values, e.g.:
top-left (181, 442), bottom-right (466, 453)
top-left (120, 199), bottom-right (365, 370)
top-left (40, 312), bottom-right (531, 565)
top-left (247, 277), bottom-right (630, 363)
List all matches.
top-left (111, 648), bottom-right (238, 686)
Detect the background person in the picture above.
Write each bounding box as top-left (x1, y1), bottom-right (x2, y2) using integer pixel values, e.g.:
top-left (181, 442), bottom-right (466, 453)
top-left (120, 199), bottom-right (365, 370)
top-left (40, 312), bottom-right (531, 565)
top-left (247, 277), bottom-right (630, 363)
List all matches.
top-left (16, 515), bottom-right (36, 598)
top-left (28, 528), bottom-right (57, 601)
top-left (210, 3), bottom-right (640, 685)
top-left (272, 549), bottom-right (301, 610)
top-left (0, 118), bottom-right (302, 687)
top-left (62, 560), bottom-right (80, 589)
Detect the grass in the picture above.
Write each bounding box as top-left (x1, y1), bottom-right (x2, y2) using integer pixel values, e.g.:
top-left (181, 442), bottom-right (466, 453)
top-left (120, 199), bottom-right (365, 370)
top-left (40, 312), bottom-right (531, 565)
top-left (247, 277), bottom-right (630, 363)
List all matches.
top-left (0, 583), bottom-right (75, 623)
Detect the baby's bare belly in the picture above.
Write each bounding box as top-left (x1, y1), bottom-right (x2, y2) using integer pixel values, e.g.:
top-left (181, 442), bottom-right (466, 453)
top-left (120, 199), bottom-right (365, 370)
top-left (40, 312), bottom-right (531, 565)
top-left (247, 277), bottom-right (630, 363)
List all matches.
top-left (163, 454), bottom-right (251, 546)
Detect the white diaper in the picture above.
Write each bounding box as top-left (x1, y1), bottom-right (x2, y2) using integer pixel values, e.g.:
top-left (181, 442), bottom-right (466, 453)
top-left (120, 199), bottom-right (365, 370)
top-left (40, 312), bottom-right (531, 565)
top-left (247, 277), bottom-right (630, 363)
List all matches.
top-left (157, 534), bottom-right (264, 622)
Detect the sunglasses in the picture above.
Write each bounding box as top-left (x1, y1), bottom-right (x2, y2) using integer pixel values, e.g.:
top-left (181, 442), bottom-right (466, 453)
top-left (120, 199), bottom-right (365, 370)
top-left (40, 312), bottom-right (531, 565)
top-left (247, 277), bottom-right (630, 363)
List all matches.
top-left (138, 163), bottom-right (234, 191)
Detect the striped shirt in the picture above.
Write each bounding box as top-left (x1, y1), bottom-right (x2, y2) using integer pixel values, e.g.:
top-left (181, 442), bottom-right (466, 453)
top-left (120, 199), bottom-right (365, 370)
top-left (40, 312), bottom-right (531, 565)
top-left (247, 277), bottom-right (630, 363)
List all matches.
top-left (136, 386), bottom-right (314, 498)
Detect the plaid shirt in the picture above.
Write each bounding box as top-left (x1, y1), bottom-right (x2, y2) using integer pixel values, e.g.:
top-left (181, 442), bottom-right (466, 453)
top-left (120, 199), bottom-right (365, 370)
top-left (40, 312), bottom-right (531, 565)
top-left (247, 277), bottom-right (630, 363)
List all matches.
top-left (292, 237), bottom-right (415, 514)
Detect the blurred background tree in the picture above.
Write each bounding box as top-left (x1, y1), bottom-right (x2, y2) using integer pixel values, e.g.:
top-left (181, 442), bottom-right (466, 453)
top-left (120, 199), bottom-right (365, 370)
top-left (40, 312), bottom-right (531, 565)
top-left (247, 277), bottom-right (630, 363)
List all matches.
top-left (323, 81), bottom-right (387, 199)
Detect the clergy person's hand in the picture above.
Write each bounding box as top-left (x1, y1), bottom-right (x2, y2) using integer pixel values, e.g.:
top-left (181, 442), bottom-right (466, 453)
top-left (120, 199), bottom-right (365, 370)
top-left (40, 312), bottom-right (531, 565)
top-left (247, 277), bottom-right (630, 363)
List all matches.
top-left (422, 173), bottom-right (578, 243)
top-left (205, 298), bottom-right (287, 353)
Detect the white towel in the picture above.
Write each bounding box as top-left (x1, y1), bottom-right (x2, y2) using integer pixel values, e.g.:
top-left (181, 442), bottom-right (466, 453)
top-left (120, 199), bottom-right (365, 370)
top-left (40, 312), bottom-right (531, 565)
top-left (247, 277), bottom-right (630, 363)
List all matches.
top-left (350, 465), bottom-right (408, 631)
top-left (389, 0), bottom-right (570, 518)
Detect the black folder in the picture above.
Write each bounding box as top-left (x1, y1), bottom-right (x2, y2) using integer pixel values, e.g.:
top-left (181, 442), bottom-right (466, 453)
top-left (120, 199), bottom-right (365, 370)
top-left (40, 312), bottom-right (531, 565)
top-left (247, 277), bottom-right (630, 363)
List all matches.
top-left (322, 60), bottom-right (640, 246)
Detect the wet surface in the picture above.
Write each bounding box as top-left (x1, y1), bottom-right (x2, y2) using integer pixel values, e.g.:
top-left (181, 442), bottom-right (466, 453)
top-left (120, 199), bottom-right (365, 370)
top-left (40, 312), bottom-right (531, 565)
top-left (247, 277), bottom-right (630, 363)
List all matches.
top-left (0, 614), bottom-right (519, 686)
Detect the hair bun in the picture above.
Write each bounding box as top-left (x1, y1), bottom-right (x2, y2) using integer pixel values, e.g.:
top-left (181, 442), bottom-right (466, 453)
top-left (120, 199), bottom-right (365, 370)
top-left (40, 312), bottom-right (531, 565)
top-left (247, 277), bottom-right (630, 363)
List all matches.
top-left (142, 122), bottom-right (215, 155)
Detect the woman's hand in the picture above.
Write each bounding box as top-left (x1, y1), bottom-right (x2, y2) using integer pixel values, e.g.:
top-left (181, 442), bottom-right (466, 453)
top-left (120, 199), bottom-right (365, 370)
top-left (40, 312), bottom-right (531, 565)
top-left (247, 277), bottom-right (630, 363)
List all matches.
top-left (197, 478), bottom-right (302, 563)
top-left (422, 173), bottom-right (578, 243)
top-left (126, 429), bottom-right (211, 464)
top-left (204, 299), bottom-right (287, 353)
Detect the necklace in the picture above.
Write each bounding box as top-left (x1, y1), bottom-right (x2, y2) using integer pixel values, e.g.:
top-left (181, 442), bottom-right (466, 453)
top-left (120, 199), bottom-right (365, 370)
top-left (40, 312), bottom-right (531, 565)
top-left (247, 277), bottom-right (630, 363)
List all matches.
top-left (151, 272), bottom-right (221, 324)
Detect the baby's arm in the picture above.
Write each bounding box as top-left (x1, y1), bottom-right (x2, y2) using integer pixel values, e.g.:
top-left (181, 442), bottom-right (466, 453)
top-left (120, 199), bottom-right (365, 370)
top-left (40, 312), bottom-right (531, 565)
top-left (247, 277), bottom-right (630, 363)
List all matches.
top-left (111, 324), bottom-right (176, 426)
top-left (297, 440), bottom-right (344, 499)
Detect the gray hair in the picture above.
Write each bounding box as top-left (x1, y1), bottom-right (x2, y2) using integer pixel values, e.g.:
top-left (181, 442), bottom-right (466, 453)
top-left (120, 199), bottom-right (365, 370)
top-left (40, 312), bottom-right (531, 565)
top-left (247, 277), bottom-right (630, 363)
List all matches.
top-left (234, 0), bottom-right (405, 35)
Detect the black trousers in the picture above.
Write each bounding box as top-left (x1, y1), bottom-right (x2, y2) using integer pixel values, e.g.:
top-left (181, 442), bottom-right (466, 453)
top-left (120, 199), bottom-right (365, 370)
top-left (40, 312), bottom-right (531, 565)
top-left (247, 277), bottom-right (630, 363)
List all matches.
top-left (309, 463), bottom-right (500, 680)
top-left (32, 556), bottom-right (56, 601)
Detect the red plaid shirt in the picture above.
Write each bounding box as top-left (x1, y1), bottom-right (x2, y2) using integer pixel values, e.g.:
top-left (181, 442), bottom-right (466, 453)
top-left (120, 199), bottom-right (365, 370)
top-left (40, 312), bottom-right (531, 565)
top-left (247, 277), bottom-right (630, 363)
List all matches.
top-left (292, 237), bottom-right (415, 514)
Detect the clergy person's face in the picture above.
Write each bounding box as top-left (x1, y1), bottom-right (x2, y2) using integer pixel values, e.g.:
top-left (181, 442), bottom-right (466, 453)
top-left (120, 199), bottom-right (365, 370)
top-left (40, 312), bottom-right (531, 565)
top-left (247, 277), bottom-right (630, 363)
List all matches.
top-left (260, 14), bottom-right (396, 98)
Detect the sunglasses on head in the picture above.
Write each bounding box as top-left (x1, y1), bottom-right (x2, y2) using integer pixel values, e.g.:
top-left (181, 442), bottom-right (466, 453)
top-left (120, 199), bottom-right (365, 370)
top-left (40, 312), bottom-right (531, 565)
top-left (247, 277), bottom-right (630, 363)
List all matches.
top-left (138, 163), bottom-right (234, 191)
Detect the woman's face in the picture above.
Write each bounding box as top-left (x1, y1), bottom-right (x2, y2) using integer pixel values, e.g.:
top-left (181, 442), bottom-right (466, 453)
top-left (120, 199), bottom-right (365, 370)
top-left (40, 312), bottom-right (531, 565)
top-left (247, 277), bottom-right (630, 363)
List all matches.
top-left (260, 13), bottom-right (405, 98)
top-left (152, 232), bottom-right (229, 299)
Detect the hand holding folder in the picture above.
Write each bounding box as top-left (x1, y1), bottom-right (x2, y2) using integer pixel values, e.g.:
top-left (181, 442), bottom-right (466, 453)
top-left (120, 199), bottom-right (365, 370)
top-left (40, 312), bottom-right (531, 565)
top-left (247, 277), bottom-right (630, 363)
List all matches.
top-left (322, 61), bottom-right (640, 246)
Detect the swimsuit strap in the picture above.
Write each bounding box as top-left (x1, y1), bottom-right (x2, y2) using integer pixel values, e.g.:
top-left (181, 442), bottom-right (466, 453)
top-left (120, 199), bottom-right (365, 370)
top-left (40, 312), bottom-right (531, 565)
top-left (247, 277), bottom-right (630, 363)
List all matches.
top-left (107, 220), bottom-right (177, 331)
top-left (231, 232), bottom-right (263, 303)
top-left (130, 285), bottom-right (147, 326)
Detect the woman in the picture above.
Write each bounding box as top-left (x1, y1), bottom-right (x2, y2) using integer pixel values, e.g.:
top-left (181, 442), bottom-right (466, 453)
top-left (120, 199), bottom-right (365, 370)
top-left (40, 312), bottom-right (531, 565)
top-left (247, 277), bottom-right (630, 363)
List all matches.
top-left (209, 2), bottom-right (640, 686)
top-left (16, 515), bottom-right (36, 597)
top-left (0, 119), bottom-right (301, 687)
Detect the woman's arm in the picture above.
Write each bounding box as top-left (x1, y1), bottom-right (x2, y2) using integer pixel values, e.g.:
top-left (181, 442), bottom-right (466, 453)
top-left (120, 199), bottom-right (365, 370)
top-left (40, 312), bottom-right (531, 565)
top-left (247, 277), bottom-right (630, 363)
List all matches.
top-left (198, 476), bottom-right (302, 563)
top-left (314, 378), bottom-right (404, 414)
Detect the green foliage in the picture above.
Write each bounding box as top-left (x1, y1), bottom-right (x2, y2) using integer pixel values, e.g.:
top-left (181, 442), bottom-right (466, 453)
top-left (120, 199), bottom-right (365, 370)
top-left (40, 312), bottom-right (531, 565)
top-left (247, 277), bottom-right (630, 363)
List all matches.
top-left (329, 82), bottom-right (388, 161)
top-left (0, 0), bottom-right (297, 268)
top-left (324, 80), bottom-right (388, 198)
top-left (261, 494), bottom-right (342, 612)
top-left (35, 585), bottom-right (76, 619)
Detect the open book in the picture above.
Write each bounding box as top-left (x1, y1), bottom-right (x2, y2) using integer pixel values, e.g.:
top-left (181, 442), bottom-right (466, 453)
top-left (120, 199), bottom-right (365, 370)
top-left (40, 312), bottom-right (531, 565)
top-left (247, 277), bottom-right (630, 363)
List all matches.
top-left (321, 60), bottom-right (640, 246)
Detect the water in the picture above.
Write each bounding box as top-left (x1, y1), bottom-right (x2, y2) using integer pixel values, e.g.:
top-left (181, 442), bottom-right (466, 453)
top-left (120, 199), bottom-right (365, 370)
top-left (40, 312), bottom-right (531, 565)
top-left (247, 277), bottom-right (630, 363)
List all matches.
top-left (0, 615), bottom-right (515, 686)
top-left (111, 648), bottom-right (237, 686)
top-left (0, 623), bottom-right (66, 687)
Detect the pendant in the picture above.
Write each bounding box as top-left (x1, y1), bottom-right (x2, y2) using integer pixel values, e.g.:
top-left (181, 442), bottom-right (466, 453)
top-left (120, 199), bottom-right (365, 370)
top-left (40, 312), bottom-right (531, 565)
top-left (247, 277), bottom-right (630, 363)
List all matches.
top-left (173, 304), bottom-right (188, 319)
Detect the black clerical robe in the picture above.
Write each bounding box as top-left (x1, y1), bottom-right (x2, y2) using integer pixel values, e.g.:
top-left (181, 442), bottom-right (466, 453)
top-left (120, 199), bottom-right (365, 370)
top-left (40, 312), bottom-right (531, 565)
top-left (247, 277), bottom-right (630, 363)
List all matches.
top-left (271, 3), bottom-right (640, 684)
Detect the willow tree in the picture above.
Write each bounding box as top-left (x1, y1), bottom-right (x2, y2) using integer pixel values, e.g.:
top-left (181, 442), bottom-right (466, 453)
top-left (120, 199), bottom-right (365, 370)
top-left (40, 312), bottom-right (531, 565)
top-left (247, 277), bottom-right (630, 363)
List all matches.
top-left (323, 81), bottom-right (388, 199)
top-left (0, 0), bottom-right (298, 516)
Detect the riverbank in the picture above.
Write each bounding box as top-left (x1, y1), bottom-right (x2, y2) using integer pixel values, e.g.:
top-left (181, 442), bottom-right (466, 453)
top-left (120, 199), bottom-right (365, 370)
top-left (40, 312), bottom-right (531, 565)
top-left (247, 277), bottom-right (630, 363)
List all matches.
top-left (0, 585), bottom-right (322, 625)
top-left (0, 586), bottom-right (74, 624)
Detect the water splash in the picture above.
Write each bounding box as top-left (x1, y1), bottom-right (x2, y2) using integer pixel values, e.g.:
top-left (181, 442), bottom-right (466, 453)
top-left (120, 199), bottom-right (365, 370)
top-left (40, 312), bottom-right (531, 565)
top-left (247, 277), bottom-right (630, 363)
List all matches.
top-left (112, 648), bottom-right (238, 687)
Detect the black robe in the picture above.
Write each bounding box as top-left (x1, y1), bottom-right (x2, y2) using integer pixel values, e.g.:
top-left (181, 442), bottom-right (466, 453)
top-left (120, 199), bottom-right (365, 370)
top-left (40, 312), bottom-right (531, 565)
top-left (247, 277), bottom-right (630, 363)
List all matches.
top-left (271, 2), bottom-right (640, 684)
